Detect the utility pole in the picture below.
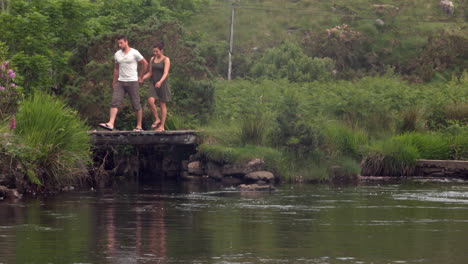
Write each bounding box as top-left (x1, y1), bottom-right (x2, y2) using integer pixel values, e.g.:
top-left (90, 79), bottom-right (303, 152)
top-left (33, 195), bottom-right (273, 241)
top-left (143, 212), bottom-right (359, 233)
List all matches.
top-left (227, 2), bottom-right (236, 80)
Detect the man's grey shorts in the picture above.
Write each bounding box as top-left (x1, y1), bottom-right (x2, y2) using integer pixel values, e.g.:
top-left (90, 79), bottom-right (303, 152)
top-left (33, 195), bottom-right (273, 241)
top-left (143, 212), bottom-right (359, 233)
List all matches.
top-left (111, 81), bottom-right (141, 111)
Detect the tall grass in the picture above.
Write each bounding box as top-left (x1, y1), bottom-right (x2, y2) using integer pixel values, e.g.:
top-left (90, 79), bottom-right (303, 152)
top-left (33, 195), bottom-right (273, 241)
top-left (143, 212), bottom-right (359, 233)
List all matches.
top-left (13, 92), bottom-right (91, 188)
top-left (239, 113), bottom-right (269, 146)
top-left (323, 122), bottom-right (368, 161)
top-left (395, 132), bottom-right (452, 160)
top-left (361, 138), bottom-right (420, 176)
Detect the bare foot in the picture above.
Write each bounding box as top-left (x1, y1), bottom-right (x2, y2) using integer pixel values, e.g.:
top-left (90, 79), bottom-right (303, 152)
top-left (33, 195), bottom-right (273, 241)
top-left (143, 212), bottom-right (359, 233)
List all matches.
top-left (151, 120), bottom-right (161, 128)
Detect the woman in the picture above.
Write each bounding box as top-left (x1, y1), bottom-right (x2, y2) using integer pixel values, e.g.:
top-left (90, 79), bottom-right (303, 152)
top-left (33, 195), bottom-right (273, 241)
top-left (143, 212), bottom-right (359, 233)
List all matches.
top-left (141, 41), bottom-right (171, 131)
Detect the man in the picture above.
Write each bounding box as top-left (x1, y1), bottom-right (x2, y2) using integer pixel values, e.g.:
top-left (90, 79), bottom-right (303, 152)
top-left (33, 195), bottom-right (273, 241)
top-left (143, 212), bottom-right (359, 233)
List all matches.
top-left (99, 35), bottom-right (148, 131)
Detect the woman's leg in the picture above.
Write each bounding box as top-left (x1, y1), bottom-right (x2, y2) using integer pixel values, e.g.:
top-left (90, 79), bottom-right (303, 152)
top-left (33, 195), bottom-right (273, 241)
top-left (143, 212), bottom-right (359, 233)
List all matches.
top-left (147, 97), bottom-right (161, 127)
top-left (155, 101), bottom-right (167, 131)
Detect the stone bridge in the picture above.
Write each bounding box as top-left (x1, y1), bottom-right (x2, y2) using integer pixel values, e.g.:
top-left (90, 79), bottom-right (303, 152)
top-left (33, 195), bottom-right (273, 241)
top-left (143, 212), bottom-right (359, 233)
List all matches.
top-left (90, 130), bottom-right (199, 145)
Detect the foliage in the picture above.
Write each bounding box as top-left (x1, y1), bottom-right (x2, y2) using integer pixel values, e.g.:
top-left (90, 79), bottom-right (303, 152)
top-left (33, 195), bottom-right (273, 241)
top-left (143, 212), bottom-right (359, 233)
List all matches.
top-left (361, 138), bottom-right (420, 176)
top-left (323, 122), bottom-right (368, 161)
top-left (198, 143), bottom-right (282, 166)
top-left (0, 56), bottom-right (22, 121)
top-left (395, 132), bottom-right (452, 160)
top-left (303, 24), bottom-right (374, 78)
top-left (190, 0), bottom-right (467, 81)
top-left (171, 79), bottom-right (215, 124)
top-left (410, 31), bottom-right (468, 82)
top-left (8, 92), bottom-right (91, 188)
top-left (270, 94), bottom-right (322, 155)
top-left (251, 42), bottom-right (335, 82)
top-left (397, 107), bottom-right (425, 133)
top-left (0, 0), bottom-right (207, 97)
top-left (239, 111), bottom-right (269, 146)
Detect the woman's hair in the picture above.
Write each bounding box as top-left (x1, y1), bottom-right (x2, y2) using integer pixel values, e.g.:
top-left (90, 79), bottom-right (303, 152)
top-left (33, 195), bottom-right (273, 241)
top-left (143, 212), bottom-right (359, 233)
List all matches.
top-left (153, 41), bottom-right (164, 50)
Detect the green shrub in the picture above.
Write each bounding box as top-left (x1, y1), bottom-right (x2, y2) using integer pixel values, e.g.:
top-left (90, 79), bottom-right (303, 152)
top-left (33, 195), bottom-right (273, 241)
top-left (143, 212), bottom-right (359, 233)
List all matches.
top-left (395, 132), bottom-right (452, 160)
top-left (397, 107), bottom-right (425, 133)
top-left (239, 112), bottom-right (269, 146)
top-left (198, 143), bottom-right (282, 166)
top-left (270, 94), bottom-right (322, 155)
top-left (361, 138), bottom-right (420, 176)
top-left (10, 92), bottom-right (91, 188)
top-left (323, 122), bottom-right (368, 161)
top-left (250, 41), bottom-right (335, 82)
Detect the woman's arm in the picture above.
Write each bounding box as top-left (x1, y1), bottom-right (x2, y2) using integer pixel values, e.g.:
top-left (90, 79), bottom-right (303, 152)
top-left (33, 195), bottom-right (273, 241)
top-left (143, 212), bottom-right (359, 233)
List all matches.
top-left (141, 56), bottom-right (154, 81)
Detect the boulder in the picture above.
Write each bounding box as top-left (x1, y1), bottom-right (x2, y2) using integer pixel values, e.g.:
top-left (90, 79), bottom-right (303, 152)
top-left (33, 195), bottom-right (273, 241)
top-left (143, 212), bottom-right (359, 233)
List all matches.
top-left (0, 185), bottom-right (22, 199)
top-left (188, 161), bottom-right (204, 175)
top-left (245, 171), bottom-right (275, 182)
top-left (222, 158), bottom-right (266, 176)
top-left (238, 183), bottom-right (275, 191)
top-left (206, 161), bottom-right (223, 180)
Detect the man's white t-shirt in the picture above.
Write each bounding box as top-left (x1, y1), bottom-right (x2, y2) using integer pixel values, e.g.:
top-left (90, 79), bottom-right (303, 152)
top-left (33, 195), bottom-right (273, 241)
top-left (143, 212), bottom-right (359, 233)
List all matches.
top-left (114, 48), bottom-right (144, 82)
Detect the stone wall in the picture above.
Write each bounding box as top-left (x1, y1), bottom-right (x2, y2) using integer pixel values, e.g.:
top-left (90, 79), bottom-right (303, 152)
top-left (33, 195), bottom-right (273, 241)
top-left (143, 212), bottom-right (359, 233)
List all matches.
top-left (415, 160), bottom-right (468, 178)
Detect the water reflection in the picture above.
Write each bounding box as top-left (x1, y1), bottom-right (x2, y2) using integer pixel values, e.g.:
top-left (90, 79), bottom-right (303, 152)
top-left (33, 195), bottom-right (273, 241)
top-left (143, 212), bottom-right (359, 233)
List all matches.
top-left (1, 180), bottom-right (468, 264)
top-left (100, 198), bottom-right (167, 263)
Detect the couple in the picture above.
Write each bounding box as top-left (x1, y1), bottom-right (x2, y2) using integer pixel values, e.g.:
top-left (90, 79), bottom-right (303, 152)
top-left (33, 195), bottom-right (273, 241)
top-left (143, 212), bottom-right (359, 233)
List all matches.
top-left (99, 35), bottom-right (170, 132)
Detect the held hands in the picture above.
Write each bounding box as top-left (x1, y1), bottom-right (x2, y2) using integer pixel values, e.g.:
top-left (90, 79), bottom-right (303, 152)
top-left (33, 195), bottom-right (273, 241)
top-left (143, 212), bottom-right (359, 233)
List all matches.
top-left (138, 77), bottom-right (144, 84)
top-left (155, 81), bottom-right (162, 88)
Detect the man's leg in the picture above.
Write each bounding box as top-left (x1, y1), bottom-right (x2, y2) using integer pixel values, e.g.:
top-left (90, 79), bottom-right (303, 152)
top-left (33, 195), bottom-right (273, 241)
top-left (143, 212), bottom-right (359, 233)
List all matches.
top-left (108, 107), bottom-right (118, 128)
top-left (127, 81), bottom-right (143, 129)
top-left (100, 82), bottom-right (124, 129)
top-left (136, 108), bottom-right (143, 129)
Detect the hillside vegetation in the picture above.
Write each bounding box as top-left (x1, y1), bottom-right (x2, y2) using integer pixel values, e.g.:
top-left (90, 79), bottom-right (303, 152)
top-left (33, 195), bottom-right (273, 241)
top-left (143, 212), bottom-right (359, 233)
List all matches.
top-left (189, 0), bottom-right (467, 80)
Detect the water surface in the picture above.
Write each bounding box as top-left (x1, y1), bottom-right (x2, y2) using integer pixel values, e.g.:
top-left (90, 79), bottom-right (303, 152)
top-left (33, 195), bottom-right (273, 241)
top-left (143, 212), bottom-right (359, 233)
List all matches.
top-left (1, 179), bottom-right (468, 264)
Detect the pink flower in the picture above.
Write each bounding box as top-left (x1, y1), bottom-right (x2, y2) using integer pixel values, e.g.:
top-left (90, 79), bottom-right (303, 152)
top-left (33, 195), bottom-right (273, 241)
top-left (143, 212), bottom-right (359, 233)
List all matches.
top-left (0, 65), bottom-right (4, 71)
top-left (10, 116), bottom-right (16, 130)
top-left (8, 69), bottom-right (15, 78)
top-left (0, 86), bottom-right (5, 90)
top-left (4, 61), bottom-right (9, 66)
top-left (10, 83), bottom-right (15, 87)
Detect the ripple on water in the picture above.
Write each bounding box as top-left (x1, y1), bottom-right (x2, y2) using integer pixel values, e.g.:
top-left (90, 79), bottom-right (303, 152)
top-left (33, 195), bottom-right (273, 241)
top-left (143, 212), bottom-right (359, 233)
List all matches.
top-left (393, 191), bottom-right (468, 204)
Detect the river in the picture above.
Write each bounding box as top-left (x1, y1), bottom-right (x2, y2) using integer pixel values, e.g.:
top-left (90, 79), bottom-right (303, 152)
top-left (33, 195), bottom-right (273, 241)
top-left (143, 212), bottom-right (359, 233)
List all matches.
top-left (1, 178), bottom-right (468, 264)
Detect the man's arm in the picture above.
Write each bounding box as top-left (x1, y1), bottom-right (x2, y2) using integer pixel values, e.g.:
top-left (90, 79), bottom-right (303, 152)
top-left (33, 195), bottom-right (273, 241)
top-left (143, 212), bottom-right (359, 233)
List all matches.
top-left (113, 63), bottom-right (119, 88)
top-left (138, 58), bottom-right (148, 83)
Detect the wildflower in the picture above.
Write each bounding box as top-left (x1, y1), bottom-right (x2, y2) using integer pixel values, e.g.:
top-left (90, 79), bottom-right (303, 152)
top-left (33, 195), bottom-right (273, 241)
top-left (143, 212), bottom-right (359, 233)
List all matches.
top-left (4, 61), bottom-right (9, 66)
top-left (0, 86), bottom-right (5, 91)
top-left (8, 69), bottom-right (15, 78)
top-left (0, 65), bottom-right (4, 71)
top-left (10, 83), bottom-right (15, 87)
top-left (10, 116), bottom-right (16, 130)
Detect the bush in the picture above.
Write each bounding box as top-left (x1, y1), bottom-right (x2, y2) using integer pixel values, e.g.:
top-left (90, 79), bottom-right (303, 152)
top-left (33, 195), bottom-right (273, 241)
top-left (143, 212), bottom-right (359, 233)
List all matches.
top-left (239, 112), bottom-right (269, 146)
top-left (0, 57), bottom-right (22, 121)
top-left (270, 94), bottom-right (322, 155)
top-left (395, 132), bottom-right (452, 160)
top-left (361, 138), bottom-right (420, 176)
top-left (198, 143), bottom-right (282, 166)
top-left (250, 41), bottom-right (335, 82)
top-left (397, 107), bottom-right (425, 133)
top-left (9, 92), bottom-right (91, 188)
top-left (323, 122), bottom-right (368, 161)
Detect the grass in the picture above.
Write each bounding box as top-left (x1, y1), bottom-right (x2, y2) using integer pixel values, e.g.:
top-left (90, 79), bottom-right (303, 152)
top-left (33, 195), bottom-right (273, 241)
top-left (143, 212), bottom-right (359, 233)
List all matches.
top-left (323, 122), bottom-right (368, 161)
top-left (361, 138), bottom-right (420, 176)
top-left (11, 92), bottom-right (92, 188)
top-left (198, 74), bottom-right (467, 179)
top-left (395, 132), bottom-right (452, 160)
